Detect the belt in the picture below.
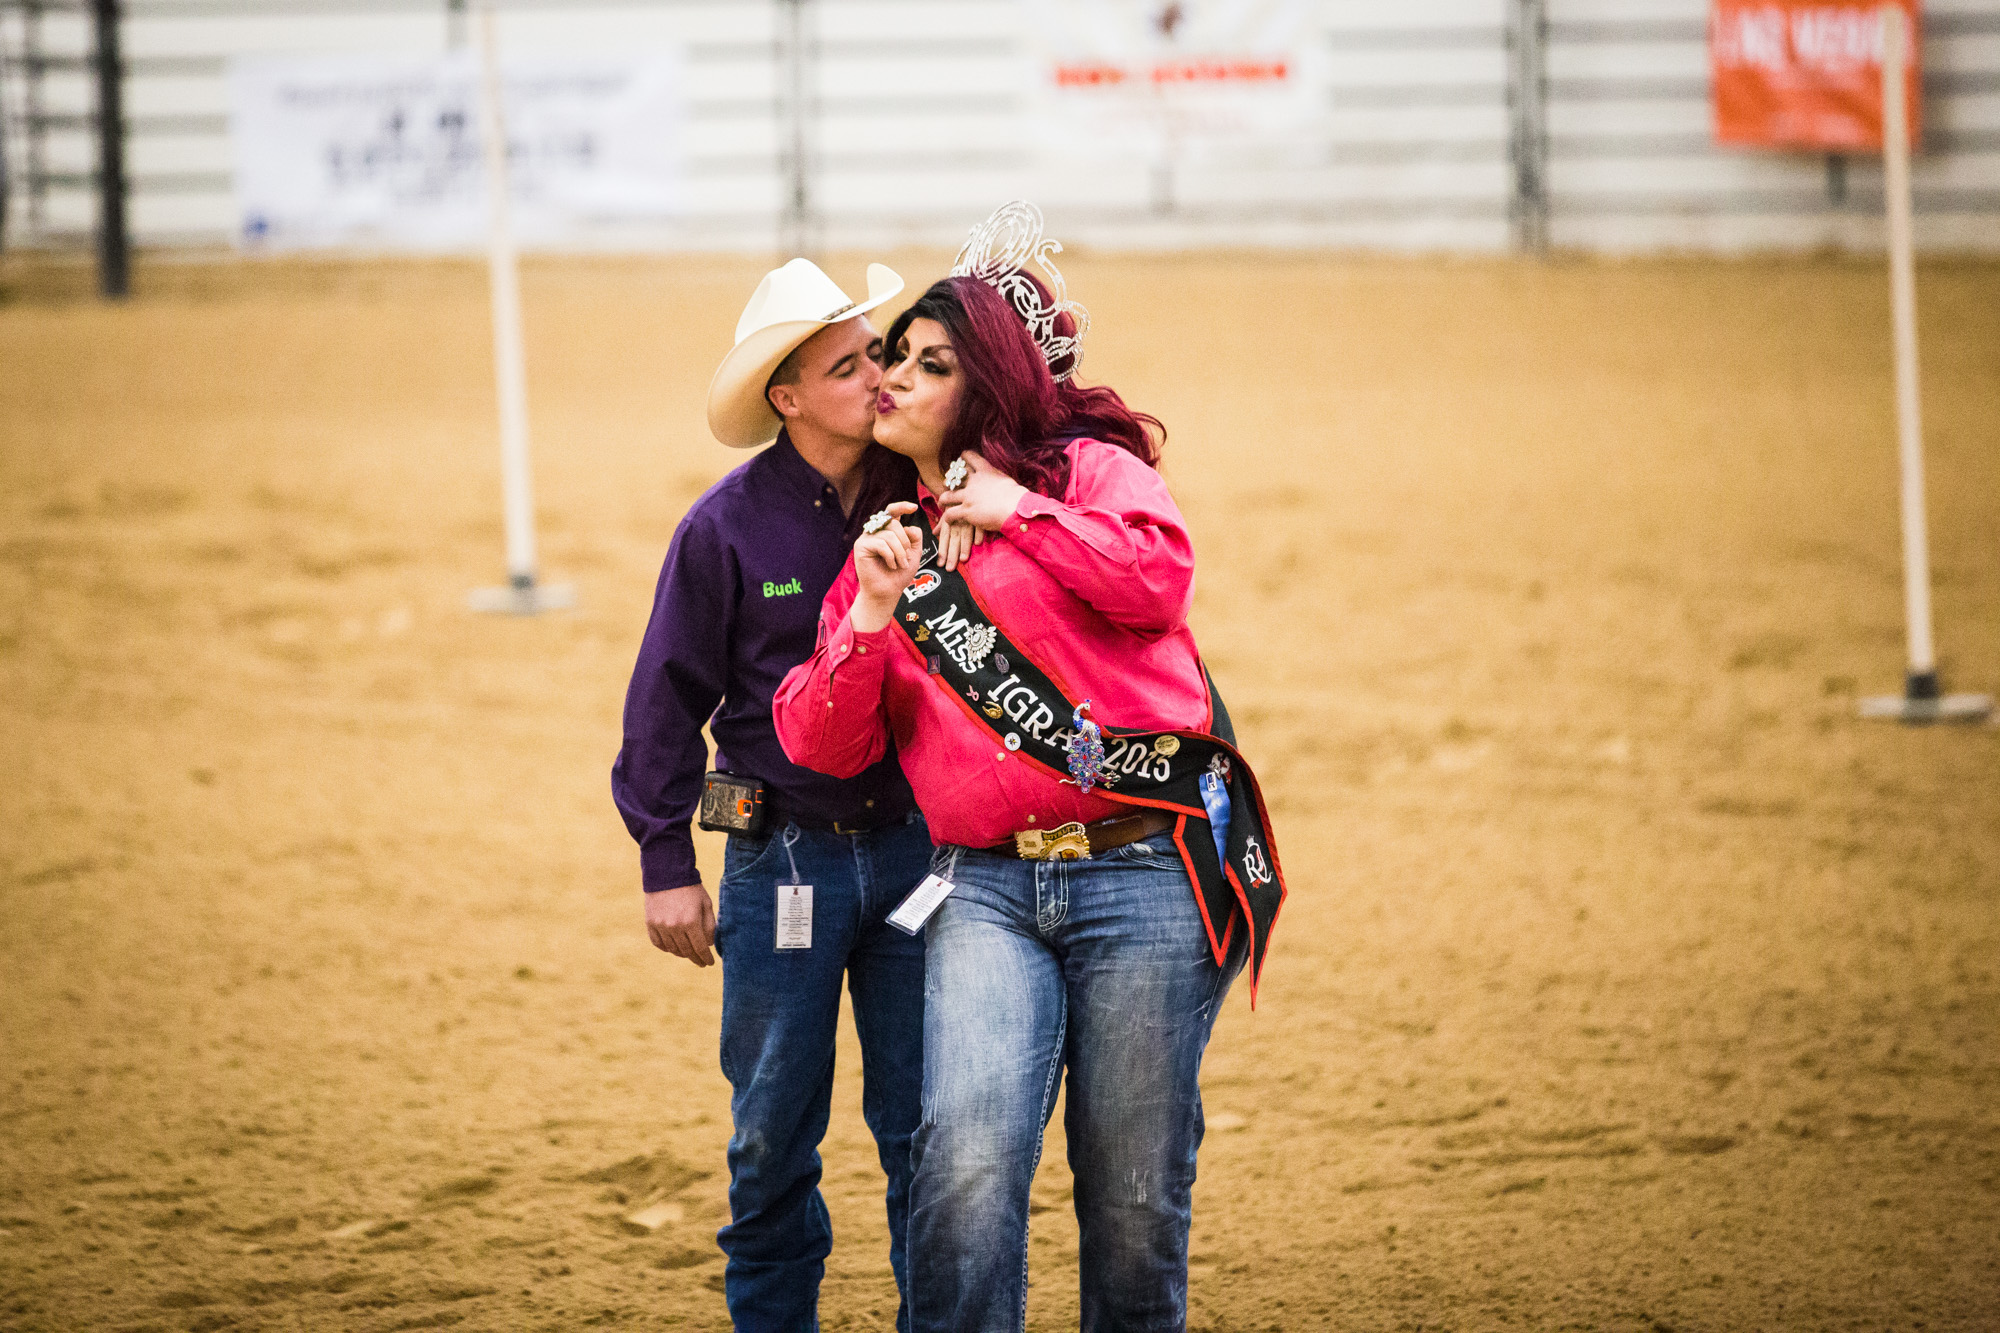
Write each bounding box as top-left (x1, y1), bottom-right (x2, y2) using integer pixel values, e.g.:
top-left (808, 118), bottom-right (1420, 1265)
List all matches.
top-left (768, 804), bottom-right (915, 837)
top-left (991, 809), bottom-right (1175, 861)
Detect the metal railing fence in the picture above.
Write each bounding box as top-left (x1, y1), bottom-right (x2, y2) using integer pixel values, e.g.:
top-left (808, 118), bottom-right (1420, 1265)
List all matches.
top-left (1541, 1), bottom-right (2000, 250)
top-left (1, 0), bottom-right (1997, 271)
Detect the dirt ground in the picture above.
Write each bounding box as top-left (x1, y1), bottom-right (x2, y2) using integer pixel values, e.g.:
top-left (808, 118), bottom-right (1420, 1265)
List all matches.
top-left (1, 247), bottom-right (1996, 1332)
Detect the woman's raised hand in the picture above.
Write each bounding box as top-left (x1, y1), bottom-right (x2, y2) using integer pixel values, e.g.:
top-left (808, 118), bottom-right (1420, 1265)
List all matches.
top-left (850, 501), bottom-right (923, 633)
top-left (937, 519), bottom-right (984, 572)
top-left (937, 451), bottom-right (1030, 533)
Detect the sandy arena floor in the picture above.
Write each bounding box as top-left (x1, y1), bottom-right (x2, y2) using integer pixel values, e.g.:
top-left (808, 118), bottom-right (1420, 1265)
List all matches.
top-left (1, 249), bottom-right (1996, 1332)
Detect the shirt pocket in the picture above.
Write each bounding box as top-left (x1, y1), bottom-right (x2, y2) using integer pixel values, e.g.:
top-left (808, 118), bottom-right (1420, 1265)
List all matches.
top-left (965, 550), bottom-right (1078, 655)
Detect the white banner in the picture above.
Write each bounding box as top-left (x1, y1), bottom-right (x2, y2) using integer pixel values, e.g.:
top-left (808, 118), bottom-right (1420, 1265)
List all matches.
top-left (228, 50), bottom-right (683, 251)
top-left (1025, 0), bottom-right (1317, 156)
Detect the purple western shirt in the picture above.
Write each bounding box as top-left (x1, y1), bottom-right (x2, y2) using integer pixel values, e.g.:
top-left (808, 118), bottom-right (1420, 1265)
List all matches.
top-left (612, 432), bottom-right (916, 893)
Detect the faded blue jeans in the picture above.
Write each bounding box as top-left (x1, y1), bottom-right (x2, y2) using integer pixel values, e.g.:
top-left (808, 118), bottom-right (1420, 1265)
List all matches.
top-left (715, 814), bottom-right (931, 1333)
top-left (907, 832), bottom-right (1244, 1333)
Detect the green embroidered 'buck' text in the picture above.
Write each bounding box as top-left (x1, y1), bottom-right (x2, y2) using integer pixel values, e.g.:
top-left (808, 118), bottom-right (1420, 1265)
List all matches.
top-left (763, 578), bottom-right (803, 599)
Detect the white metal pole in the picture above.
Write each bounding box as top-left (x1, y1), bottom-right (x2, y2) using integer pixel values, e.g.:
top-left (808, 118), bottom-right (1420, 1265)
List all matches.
top-left (779, 0), bottom-right (813, 259)
top-left (1879, 5), bottom-right (1935, 696)
top-left (477, 3), bottom-right (537, 591)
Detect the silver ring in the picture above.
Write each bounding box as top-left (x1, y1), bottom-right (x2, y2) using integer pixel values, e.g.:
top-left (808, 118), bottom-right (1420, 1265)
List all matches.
top-left (943, 458), bottom-right (969, 492)
top-left (861, 510), bottom-right (894, 536)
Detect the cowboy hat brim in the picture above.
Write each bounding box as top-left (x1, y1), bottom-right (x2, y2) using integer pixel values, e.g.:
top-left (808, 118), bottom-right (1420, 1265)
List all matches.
top-left (705, 263), bottom-right (905, 449)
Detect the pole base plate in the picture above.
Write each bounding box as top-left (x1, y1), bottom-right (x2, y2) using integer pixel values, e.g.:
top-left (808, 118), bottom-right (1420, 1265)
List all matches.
top-left (1857, 693), bottom-right (1993, 724)
top-left (468, 581), bottom-right (576, 616)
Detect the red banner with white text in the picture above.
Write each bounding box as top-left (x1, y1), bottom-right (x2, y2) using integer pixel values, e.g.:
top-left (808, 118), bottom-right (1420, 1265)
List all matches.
top-left (1027, 0), bottom-right (1316, 157)
top-left (1713, 1), bottom-right (1922, 150)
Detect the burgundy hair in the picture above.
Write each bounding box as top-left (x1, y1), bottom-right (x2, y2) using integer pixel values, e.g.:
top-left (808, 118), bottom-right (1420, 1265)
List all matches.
top-left (883, 275), bottom-right (1163, 499)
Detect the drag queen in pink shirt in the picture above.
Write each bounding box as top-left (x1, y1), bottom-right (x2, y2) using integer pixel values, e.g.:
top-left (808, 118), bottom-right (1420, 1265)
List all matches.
top-left (775, 203), bottom-right (1284, 1332)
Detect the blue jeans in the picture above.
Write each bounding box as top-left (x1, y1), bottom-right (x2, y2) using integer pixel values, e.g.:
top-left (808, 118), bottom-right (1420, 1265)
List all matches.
top-left (715, 815), bottom-right (932, 1333)
top-left (907, 832), bottom-right (1244, 1333)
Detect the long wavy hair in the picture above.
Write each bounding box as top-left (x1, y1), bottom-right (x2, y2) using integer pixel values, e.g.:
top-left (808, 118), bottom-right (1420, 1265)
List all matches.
top-left (882, 275), bottom-right (1164, 499)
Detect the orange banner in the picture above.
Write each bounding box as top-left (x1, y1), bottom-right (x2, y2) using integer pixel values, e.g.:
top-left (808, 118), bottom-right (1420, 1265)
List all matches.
top-left (1713, 1), bottom-right (1921, 150)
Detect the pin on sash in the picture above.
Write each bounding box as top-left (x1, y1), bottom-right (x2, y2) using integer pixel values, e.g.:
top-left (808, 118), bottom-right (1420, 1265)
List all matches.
top-left (1066, 700), bottom-right (1108, 793)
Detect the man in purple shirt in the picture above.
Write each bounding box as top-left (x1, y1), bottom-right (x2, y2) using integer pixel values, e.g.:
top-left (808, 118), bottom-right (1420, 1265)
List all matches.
top-left (612, 260), bottom-right (933, 1331)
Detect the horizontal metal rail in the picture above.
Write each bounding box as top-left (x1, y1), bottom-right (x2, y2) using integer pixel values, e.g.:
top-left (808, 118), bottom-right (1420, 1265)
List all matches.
top-left (5, 0), bottom-right (1996, 255)
top-left (1549, 19), bottom-right (1703, 43)
top-left (1555, 128), bottom-right (2000, 158)
top-left (1549, 12), bottom-right (2000, 41)
top-left (1557, 188), bottom-right (2000, 215)
top-left (5, 0), bottom-right (1990, 39)
top-left (1325, 25), bottom-right (1501, 50)
top-left (819, 198), bottom-right (1511, 225)
top-left (2, 0), bottom-right (761, 13)
top-left (1329, 83), bottom-right (1505, 108)
top-left (1553, 70), bottom-right (2000, 101)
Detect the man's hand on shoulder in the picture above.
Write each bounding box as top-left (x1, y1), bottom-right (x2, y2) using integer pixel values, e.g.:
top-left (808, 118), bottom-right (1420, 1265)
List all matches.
top-left (645, 883), bottom-right (717, 967)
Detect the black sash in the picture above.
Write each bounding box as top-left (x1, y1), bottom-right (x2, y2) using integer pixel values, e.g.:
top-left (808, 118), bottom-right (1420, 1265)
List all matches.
top-left (888, 518), bottom-right (1287, 1001)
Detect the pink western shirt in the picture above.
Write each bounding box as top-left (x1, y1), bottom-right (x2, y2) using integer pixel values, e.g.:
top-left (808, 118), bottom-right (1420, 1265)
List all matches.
top-left (773, 437), bottom-right (1212, 849)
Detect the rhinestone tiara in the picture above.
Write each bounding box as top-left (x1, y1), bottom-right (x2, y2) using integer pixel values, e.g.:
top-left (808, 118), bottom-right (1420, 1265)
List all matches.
top-left (949, 200), bottom-right (1090, 384)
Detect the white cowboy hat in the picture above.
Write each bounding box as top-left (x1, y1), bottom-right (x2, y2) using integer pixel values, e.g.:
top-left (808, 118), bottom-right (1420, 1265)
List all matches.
top-left (705, 258), bottom-right (905, 448)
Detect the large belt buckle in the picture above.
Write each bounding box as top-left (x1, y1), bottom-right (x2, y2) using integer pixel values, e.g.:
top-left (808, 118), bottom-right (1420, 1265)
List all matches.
top-left (1015, 821), bottom-right (1091, 861)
